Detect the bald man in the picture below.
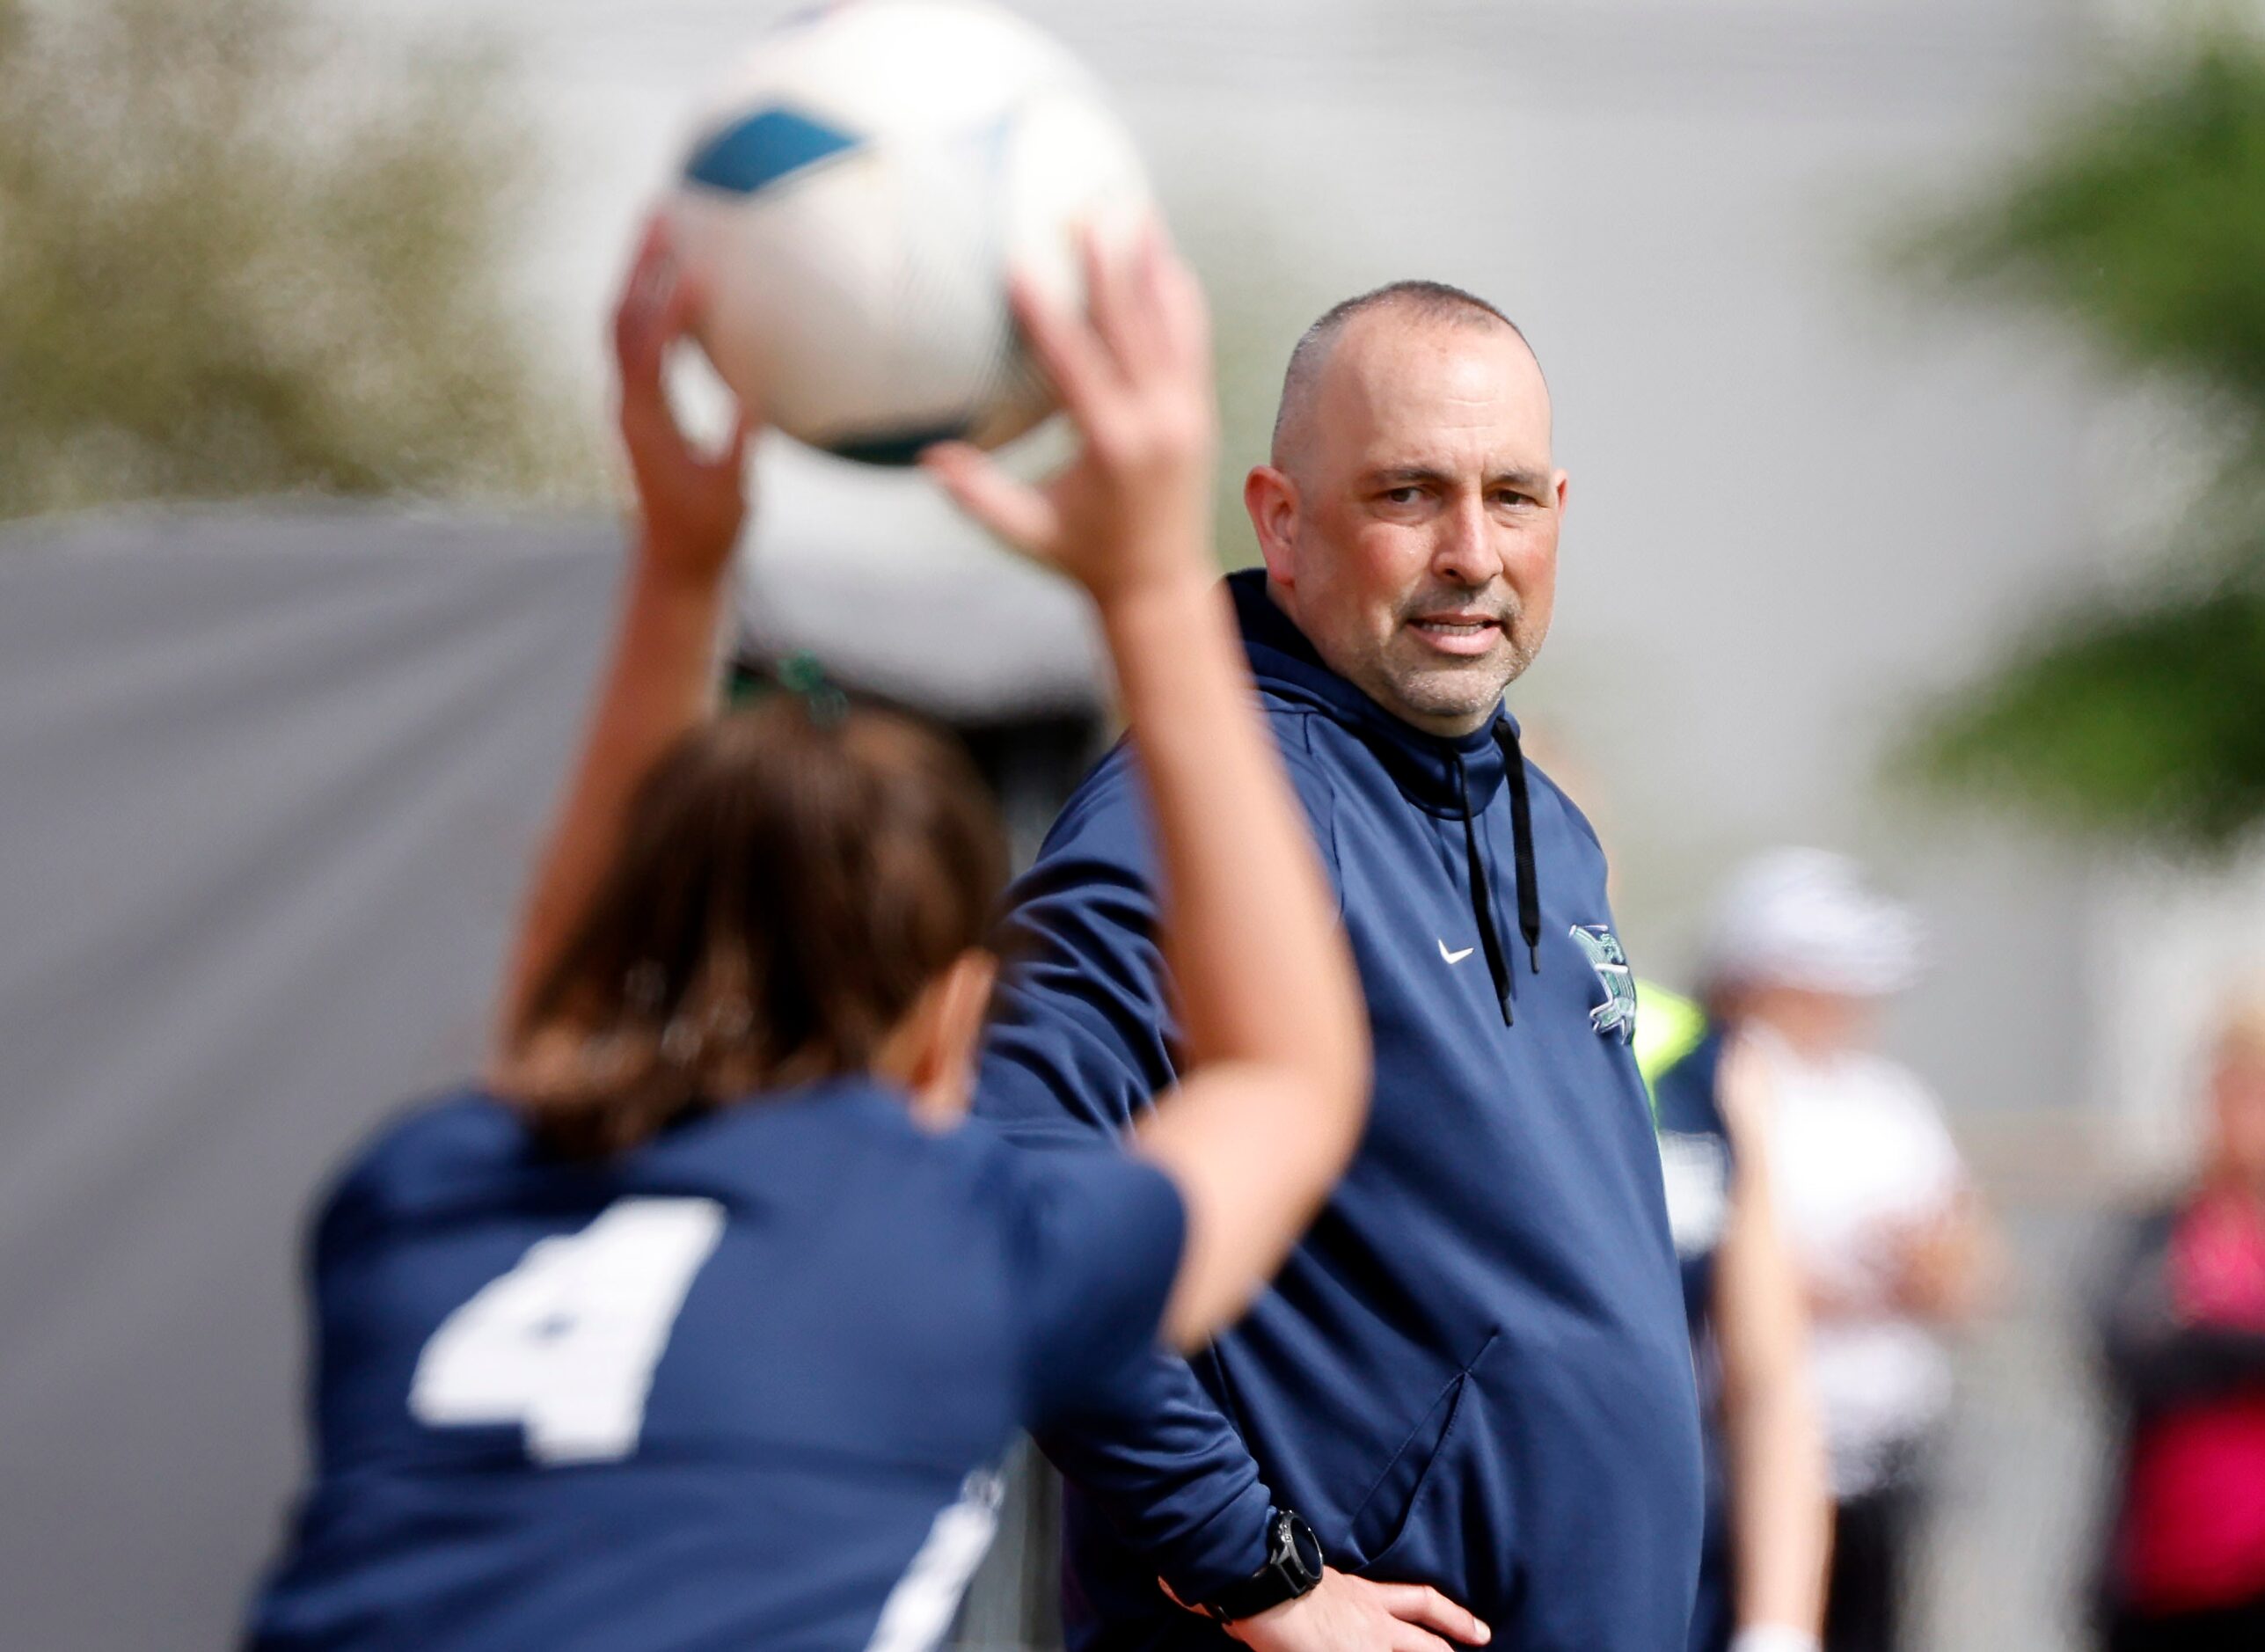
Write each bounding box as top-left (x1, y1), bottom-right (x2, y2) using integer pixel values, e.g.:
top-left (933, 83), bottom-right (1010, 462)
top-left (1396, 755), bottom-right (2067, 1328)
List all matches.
top-left (979, 284), bottom-right (1704, 1652)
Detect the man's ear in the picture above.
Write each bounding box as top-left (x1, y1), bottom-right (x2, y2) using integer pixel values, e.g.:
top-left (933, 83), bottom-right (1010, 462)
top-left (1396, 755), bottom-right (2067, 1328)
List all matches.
top-left (1244, 464), bottom-right (1299, 588)
top-left (901, 949), bottom-right (1000, 1129)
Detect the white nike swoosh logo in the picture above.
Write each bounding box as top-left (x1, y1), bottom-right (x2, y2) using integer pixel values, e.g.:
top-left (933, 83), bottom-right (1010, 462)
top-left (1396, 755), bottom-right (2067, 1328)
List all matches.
top-left (1438, 939), bottom-right (1475, 964)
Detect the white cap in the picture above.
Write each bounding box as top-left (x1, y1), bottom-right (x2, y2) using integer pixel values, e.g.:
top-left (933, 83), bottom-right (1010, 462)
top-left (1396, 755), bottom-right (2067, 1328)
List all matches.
top-left (1702, 848), bottom-right (1925, 998)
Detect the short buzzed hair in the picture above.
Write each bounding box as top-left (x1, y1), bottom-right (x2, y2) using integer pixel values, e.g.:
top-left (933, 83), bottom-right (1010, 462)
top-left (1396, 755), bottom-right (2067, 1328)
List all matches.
top-left (1270, 281), bottom-right (1530, 464)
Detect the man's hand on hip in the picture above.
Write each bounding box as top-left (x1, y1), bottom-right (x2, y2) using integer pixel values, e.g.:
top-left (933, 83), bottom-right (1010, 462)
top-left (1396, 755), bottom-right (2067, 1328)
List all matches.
top-left (1224, 1568), bottom-right (1491, 1652)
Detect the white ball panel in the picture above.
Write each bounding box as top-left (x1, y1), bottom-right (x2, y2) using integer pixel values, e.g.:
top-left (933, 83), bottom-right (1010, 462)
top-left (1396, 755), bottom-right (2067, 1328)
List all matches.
top-left (764, 1), bottom-right (1083, 138)
top-left (1000, 85), bottom-right (1152, 314)
top-left (671, 158), bottom-right (911, 442)
top-left (687, 2), bottom-right (1079, 152)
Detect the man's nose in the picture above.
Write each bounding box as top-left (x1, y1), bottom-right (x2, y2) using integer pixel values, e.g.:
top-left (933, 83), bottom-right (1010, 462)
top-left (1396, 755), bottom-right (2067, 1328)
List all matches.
top-left (1431, 494), bottom-right (1504, 588)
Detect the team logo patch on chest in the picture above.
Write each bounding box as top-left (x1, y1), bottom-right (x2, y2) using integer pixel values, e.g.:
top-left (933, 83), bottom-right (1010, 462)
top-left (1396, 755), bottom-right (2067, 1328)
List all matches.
top-left (1570, 925), bottom-right (1637, 1043)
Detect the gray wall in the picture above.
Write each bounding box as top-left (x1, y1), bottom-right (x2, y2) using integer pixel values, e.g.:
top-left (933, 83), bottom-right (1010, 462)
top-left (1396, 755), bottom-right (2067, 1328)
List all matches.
top-left (0, 510), bottom-right (617, 1648)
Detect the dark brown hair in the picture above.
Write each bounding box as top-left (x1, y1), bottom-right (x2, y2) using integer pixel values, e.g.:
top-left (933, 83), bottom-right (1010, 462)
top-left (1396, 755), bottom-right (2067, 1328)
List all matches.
top-left (508, 698), bottom-right (1009, 1157)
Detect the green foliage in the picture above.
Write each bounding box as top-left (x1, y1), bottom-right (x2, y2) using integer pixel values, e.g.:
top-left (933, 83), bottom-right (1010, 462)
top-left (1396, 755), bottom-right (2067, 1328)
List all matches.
top-left (1919, 40), bottom-right (2265, 428)
top-left (1903, 32), bottom-right (2265, 852)
top-left (1905, 574), bottom-right (2265, 852)
top-left (0, 0), bottom-right (588, 520)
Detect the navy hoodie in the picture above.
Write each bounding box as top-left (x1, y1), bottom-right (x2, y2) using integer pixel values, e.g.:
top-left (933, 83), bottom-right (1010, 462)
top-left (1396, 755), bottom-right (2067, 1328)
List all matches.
top-left (978, 571), bottom-right (1704, 1651)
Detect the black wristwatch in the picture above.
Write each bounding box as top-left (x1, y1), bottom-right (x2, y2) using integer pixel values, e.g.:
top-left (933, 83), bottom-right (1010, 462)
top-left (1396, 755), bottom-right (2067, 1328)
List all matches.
top-left (1190, 1508), bottom-right (1324, 1622)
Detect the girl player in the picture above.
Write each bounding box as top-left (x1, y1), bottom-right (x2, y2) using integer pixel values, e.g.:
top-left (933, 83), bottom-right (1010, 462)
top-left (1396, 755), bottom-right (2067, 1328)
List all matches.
top-left (245, 218), bottom-right (1368, 1650)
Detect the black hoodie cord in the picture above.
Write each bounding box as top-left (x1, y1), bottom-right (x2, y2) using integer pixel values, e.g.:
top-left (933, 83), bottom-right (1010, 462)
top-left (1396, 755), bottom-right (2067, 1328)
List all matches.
top-left (1494, 721), bottom-right (1543, 974)
top-left (1452, 756), bottom-right (1516, 1027)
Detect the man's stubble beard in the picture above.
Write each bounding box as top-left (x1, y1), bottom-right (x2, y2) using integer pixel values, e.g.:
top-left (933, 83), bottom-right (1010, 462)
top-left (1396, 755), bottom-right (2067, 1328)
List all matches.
top-left (1374, 595), bottom-right (1543, 731)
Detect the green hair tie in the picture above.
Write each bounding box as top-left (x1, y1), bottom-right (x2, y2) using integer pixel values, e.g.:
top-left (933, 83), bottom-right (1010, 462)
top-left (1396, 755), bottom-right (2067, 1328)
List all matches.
top-left (777, 651), bottom-right (850, 727)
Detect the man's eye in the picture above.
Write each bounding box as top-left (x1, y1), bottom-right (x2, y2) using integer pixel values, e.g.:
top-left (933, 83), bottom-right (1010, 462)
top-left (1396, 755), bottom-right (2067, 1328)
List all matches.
top-left (1493, 491), bottom-right (1534, 510)
top-left (1383, 486), bottom-right (1421, 505)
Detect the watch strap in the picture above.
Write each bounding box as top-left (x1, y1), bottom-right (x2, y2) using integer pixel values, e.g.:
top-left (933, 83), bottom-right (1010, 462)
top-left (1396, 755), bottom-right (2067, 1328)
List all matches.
top-left (1193, 1509), bottom-right (1322, 1623)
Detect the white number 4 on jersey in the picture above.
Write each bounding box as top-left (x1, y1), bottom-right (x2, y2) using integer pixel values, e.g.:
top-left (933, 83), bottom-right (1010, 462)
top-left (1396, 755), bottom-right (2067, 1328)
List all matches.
top-left (410, 1197), bottom-right (726, 1465)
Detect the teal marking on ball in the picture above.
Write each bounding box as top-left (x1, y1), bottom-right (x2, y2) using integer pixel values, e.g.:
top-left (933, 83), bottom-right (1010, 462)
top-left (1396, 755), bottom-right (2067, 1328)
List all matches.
top-left (684, 107), bottom-right (861, 195)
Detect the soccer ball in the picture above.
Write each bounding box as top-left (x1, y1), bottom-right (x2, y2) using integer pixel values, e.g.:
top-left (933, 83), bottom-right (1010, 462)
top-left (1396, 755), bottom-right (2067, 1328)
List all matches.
top-left (667, 0), bottom-right (1152, 465)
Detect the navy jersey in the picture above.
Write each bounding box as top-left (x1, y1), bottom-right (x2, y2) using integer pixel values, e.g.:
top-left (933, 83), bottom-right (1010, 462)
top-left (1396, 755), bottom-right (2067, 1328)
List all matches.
top-left (246, 1077), bottom-right (1185, 1652)
top-left (1651, 1031), bottom-right (1735, 1356)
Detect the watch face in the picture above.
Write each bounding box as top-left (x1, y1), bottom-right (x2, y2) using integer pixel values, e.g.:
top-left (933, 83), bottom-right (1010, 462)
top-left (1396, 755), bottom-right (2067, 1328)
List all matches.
top-left (1286, 1514), bottom-right (1323, 1583)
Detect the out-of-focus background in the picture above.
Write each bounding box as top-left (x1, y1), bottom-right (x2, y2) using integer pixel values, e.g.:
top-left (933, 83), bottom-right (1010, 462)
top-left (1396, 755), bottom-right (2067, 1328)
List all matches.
top-left (4, 0), bottom-right (2262, 1647)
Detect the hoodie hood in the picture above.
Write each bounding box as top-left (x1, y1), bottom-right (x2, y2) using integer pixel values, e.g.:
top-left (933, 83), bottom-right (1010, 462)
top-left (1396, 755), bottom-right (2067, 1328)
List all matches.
top-left (1226, 568), bottom-right (1542, 1019)
top-left (1226, 568), bottom-right (1510, 817)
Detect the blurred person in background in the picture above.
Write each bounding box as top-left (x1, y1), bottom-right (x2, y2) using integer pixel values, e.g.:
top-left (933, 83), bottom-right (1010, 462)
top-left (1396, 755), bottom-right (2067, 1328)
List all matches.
top-left (242, 220), bottom-right (1377, 1650)
top-left (2089, 990), bottom-right (2265, 1652)
top-left (1640, 990), bottom-right (1833, 1652)
top-left (1698, 850), bottom-right (1995, 1652)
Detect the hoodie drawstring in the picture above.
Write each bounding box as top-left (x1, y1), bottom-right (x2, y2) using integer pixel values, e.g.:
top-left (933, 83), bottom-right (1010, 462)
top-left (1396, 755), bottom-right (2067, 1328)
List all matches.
top-left (1453, 755), bottom-right (1516, 1027)
top-left (1452, 726), bottom-right (1545, 1029)
top-left (1495, 721), bottom-right (1543, 974)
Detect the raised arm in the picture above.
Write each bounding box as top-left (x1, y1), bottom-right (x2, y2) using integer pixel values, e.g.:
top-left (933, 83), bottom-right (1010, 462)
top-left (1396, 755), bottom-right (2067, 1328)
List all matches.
top-left (1710, 1037), bottom-right (1831, 1652)
top-left (489, 221), bottom-right (755, 1081)
top-left (925, 223), bottom-right (1370, 1350)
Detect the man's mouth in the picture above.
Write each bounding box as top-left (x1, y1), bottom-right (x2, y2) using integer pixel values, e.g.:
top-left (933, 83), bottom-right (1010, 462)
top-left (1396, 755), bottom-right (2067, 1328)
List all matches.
top-left (1406, 613), bottom-right (1504, 657)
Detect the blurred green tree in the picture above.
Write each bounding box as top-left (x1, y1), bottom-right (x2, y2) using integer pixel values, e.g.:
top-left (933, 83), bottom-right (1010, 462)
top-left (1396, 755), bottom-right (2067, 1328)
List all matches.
top-left (0, 0), bottom-right (586, 520)
top-left (1903, 33), bottom-right (2265, 854)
